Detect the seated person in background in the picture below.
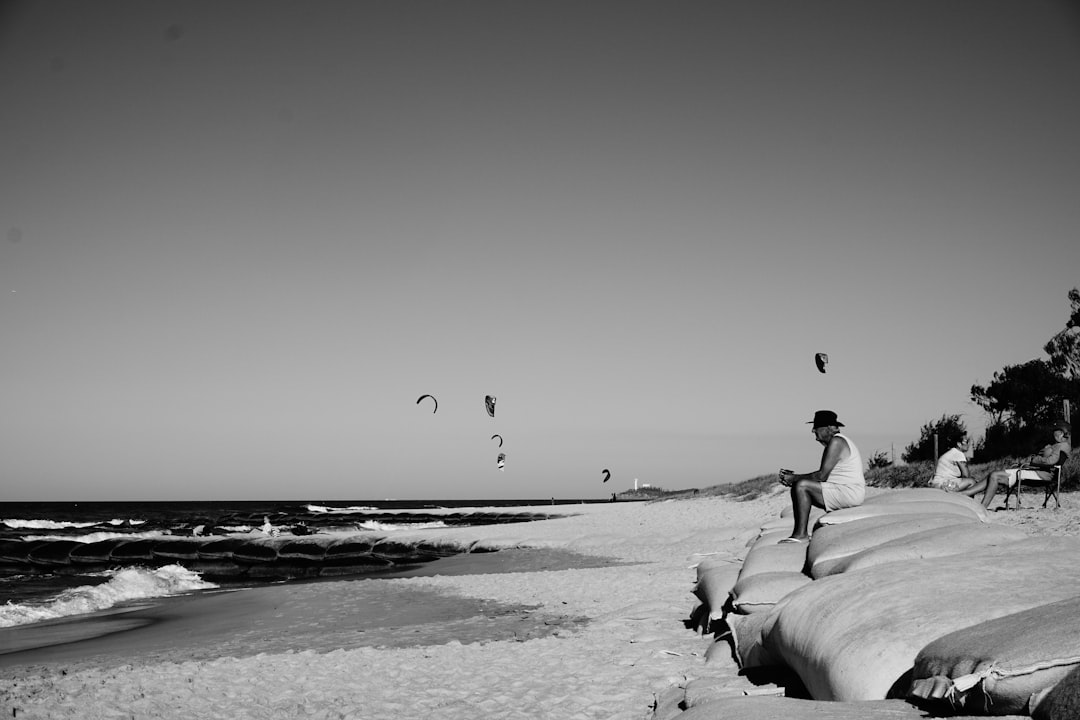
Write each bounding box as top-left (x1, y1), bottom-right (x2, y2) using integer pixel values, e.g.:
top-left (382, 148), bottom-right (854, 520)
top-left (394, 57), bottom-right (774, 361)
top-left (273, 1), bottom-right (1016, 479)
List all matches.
top-left (778, 410), bottom-right (866, 543)
top-left (962, 422), bottom-right (1071, 509)
top-left (928, 433), bottom-right (977, 492)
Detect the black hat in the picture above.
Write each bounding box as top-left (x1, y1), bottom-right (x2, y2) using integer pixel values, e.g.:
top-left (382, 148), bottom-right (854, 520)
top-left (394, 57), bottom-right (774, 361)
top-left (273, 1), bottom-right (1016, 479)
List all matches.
top-left (808, 410), bottom-right (844, 429)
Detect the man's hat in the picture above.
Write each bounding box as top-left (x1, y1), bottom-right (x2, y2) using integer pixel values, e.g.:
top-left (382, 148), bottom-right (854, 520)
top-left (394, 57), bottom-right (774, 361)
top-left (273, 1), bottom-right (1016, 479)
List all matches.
top-left (808, 410), bottom-right (844, 429)
top-left (1054, 420), bottom-right (1071, 435)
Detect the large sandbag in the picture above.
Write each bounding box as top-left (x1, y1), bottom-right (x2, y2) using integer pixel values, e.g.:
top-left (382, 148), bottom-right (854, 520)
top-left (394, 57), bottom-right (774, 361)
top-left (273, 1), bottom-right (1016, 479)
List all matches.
top-left (670, 695), bottom-right (1029, 720)
top-left (761, 537), bottom-right (1080, 702)
top-left (694, 560), bottom-right (741, 621)
top-left (730, 571), bottom-right (813, 614)
top-left (862, 488), bottom-right (990, 521)
top-left (720, 611), bottom-right (777, 668)
top-left (814, 500), bottom-right (985, 528)
top-left (826, 523), bottom-right (1028, 578)
top-left (1032, 664), bottom-right (1080, 720)
top-left (763, 506), bottom-right (826, 530)
top-left (744, 528), bottom-right (790, 548)
top-left (908, 596), bottom-right (1080, 716)
top-left (739, 541), bottom-right (809, 580)
top-left (805, 513), bottom-right (976, 578)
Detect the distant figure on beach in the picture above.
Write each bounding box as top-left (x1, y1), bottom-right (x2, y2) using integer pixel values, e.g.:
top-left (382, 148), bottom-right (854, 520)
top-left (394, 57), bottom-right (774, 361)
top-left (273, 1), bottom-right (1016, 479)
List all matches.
top-left (928, 433), bottom-right (977, 492)
top-left (777, 410), bottom-right (865, 543)
top-left (961, 422), bottom-right (1071, 508)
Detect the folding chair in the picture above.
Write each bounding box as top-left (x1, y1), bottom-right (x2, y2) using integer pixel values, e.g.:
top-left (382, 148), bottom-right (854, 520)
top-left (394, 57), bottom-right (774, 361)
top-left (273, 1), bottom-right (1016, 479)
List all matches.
top-left (1002, 464), bottom-right (1063, 509)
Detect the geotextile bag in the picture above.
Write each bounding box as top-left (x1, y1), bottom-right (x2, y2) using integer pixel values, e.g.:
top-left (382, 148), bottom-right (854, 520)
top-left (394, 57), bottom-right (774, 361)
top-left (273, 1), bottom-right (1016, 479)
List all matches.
top-left (826, 523), bottom-right (1028, 578)
top-left (814, 501), bottom-right (985, 528)
top-left (1032, 663), bottom-right (1080, 720)
top-left (694, 560), bottom-right (741, 622)
top-left (730, 571), bottom-right (813, 614)
top-left (804, 513), bottom-right (976, 578)
top-left (669, 695), bottom-right (1029, 720)
top-left (739, 541), bottom-right (810, 580)
top-left (760, 537), bottom-right (1080, 702)
top-left (721, 610), bottom-right (777, 668)
top-left (909, 596), bottom-right (1080, 716)
top-left (864, 488), bottom-right (989, 516)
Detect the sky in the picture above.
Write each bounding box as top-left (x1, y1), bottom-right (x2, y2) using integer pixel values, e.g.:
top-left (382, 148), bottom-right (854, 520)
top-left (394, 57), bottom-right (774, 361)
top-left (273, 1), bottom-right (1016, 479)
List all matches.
top-left (2, 1), bottom-right (1079, 501)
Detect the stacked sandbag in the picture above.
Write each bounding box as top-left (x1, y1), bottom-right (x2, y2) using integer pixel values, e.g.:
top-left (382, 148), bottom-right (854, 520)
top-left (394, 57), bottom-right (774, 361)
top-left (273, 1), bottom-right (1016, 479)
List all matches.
top-left (1032, 664), bottom-right (1080, 720)
top-left (863, 489), bottom-right (991, 522)
top-left (804, 513), bottom-right (976, 578)
top-left (760, 537), bottom-right (1080, 701)
top-left (908, 596), bottom-right (1080, 716)
top-left (693, 556), bottom-right (741, 626)
top-left (814, 499), bottom-right (986, 529)
top-left (671, 695), bottom-right (1029, 719)
top-left (825, 522), bottom-right (1027, 577)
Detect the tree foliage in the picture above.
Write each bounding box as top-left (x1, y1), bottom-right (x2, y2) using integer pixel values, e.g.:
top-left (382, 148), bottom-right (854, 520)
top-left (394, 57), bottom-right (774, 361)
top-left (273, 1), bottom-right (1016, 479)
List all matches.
top-left (969, 287), bottom-right (1080, 461)
top-left (1044, 287), bottom-right (1080, 379)
top-left (902, 414), bottom-right (968, 464)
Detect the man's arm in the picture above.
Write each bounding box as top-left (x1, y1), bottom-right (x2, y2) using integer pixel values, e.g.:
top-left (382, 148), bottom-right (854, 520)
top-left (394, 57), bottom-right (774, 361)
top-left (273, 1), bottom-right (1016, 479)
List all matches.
top-left (816, 435), bottom-right (846, 481)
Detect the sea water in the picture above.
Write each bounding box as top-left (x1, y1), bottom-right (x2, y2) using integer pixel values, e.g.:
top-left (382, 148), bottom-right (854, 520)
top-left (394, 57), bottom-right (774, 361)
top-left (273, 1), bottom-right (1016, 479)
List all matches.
top-left (0, 498), bottom-right (600, 628)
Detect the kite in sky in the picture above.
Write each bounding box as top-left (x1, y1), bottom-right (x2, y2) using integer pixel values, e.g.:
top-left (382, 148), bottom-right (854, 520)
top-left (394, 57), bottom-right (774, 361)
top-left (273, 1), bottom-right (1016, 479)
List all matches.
top-left (497, 452), bottom-right (506, 471)
top-left (485, 395), bottom-right (496, 417)
top-left (416, 394), bottom-right (437, 413)
top-left (602, 469), bottom-right (611, 483)
top-left (815, 353), bottom-right (829, 374)
top-left (491, 434), bottom-right (503, 448)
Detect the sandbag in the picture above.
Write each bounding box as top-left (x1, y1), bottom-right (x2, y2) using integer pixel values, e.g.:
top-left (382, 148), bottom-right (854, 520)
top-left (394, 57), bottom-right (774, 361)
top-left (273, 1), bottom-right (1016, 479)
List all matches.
top-left (805, 513), bottom-right (976, 578)
top-left (738, 541), bottom-right (809, 580)
top-left (761, 537), bottom-right (1080, 702)
top-left (721, 611), bottom-right (777, 668)
top-left (744, 528), bottom-right (790, 548)
top-left (1032, 663), bottom-right (1080, 720)
top-left (694, 560), bottom-right (741, 621)
top-left (730, 571), bottom-right (813, 614)
top-left (826, 523), bottom-right (1028, 577)
top-left (908, 596), bottom-right (1080, 716)
top-left (670, 695), bottom-right (1029, 719)
top-left (814, 501), bottom-right (985, 527)
top-left (764, 506), bottom-right (826, 529)
top-left (862, 488), bottom-right (989, 522)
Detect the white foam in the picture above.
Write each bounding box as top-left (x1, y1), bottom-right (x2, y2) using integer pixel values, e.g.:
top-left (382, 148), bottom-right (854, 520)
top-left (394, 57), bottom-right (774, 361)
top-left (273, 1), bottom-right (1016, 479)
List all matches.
top-left (22, 530), bottom-right (171, 543)
top-left (2, 519), bottom-right (100, 530)
top-left (0, 564), bottom-right (217, 628)
top-left (357, 520), bottom-right (447, 532)
top-left (306, 504), bottom-right (378, 514)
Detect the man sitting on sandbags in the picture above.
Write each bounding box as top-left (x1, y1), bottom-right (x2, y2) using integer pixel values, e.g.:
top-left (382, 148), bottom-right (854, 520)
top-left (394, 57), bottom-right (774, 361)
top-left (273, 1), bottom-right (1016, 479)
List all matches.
top-left (777, 410), bottom-right (865, 543)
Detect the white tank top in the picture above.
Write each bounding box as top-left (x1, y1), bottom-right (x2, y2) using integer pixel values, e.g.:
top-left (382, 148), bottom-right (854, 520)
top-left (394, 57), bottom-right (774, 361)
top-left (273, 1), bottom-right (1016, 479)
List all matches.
top-left (828, 433), bottom-right (865, 488)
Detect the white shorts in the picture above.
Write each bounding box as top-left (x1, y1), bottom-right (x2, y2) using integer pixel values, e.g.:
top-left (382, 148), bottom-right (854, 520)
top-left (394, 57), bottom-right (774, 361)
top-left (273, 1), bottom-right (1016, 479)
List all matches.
top-left (1000, 468), bottom-right (1052, 488)
top-left (821, 482), bottom-right (865, 511)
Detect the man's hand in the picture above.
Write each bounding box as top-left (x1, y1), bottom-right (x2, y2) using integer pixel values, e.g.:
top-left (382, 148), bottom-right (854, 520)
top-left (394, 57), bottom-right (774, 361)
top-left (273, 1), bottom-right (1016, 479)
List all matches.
top-left (778, 468), bottom-right (795, 487)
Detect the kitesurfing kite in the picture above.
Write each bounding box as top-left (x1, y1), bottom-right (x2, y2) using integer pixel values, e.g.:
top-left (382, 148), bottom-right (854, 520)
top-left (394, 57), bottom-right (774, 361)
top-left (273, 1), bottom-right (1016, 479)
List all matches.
top-left (491, 434), bottom-right (503, 448)
top-left (416, 394), bottom-right (438, 413)
top-left (497, 452), bottom-right (506, 471)
top-left (602, 468), bottom-right (611, 483)
top-left (485, 395), bottom-right (496, 418)
top-left (815, 353), bottom-right (829, 374)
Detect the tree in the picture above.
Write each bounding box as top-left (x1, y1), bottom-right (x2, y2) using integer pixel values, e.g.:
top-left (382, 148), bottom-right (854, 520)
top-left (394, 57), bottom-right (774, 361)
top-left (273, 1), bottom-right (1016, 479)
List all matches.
top-left (902, 414), bottom-right (967, 464)
top-left (969, 288), bottom-right (1080, 460)
top-left (867, 449), bottom-right (893, 470)
top-left (1044, 287), bottom-right (1080, 379)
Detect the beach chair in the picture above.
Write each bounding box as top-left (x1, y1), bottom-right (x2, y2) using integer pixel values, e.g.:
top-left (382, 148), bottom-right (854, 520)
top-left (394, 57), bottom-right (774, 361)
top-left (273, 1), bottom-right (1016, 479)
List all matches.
top-left (1002, 463), bottom-right (1063, 509)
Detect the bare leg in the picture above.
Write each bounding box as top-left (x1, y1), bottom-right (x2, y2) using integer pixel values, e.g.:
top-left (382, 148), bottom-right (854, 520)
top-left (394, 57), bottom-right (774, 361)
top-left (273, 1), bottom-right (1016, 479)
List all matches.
top-left (960, 480), bottom-right (987, 498)
top-left (789, 479), bottom-right (826, 540)
top-left (979, 471), bottom-right (1007, 509)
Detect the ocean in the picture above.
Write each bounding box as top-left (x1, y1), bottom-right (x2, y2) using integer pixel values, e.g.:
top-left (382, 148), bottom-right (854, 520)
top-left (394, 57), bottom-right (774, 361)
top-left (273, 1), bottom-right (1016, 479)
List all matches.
top-left (0, 498), bottom-right (605, 629)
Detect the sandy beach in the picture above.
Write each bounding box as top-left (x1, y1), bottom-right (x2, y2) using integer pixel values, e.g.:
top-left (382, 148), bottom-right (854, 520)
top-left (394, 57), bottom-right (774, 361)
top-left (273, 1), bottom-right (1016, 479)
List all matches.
top-left (2, 489), bottom-right (1077, 720)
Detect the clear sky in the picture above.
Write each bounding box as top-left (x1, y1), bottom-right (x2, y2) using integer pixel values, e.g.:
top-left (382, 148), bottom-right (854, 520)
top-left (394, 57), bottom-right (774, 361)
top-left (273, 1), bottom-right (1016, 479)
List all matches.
top-left (2, 1), bottom-right (1078, 501)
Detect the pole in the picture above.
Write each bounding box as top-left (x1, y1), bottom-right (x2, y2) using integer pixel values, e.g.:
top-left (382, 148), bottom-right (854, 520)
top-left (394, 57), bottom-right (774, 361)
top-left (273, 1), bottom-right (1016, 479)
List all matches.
top-left (1065, 399), bottom-right (1071, 424)
top-left (933, 433), bottom-right (939, 467)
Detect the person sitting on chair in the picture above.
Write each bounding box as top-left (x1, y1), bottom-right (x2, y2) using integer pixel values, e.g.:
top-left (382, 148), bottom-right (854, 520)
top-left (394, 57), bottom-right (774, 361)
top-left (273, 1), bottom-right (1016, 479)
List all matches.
top-left (961, 422), bottom-right (1071, 509)
top-left (928, 433), bottom-right (977, 492)
top-left (777, 410), bottom-right (865, 543)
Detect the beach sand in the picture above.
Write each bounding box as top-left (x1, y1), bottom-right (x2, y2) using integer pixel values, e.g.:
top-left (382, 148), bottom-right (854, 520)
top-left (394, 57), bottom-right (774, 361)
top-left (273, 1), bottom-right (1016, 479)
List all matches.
top-left (2, 490), bottom-right (1076, 720)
